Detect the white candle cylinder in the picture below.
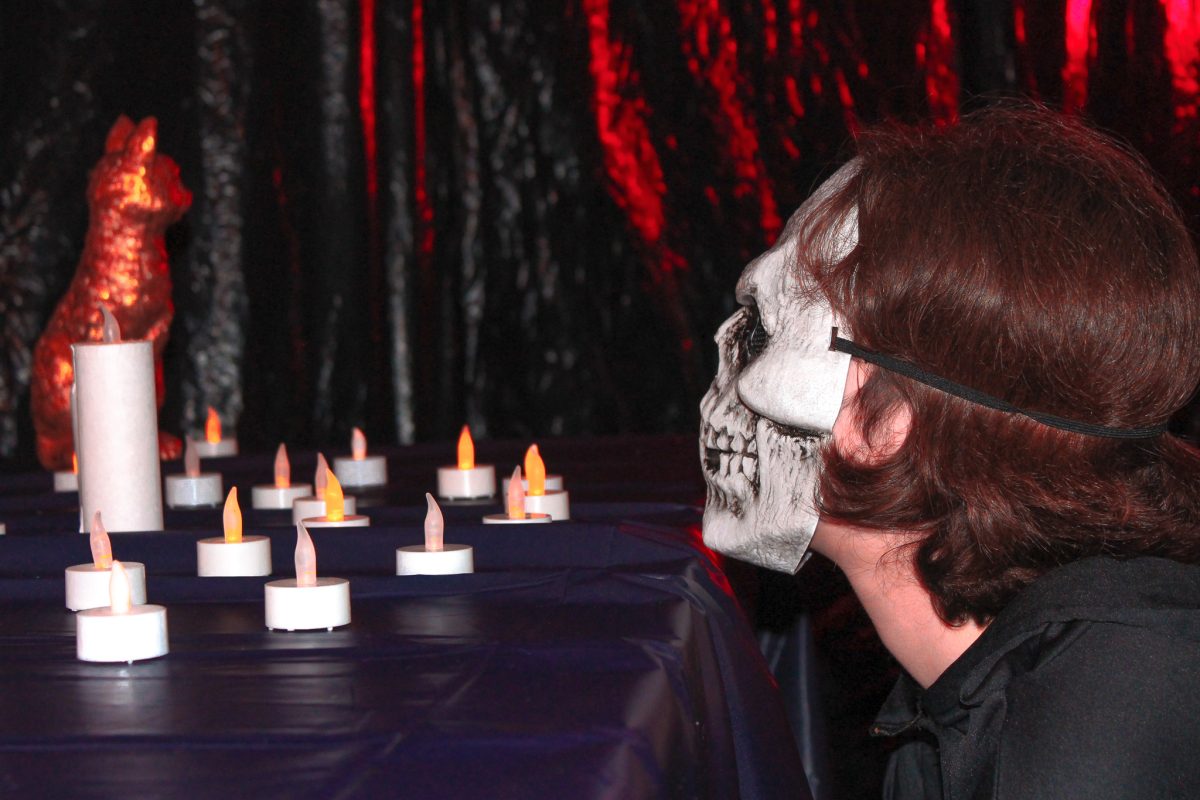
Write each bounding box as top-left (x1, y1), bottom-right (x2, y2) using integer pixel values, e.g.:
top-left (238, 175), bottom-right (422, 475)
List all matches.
top-left (252, 483), bottom-right (313, 510)
top-left (437, 465), bottom-right (496, 499)
top-left (502, 474), bottom-right (564, 493)
top-left (76, 604), bottom-right (169, 662)
top-left (332, 455), bottom-right (387, 488)
top-left (165, 473), bottom-right (224, 508)
top-left (291, 495), bottom-right (357, 525)
top-left (301, 514), bottom-right (370, 529)
top-left (192, 438), bottom-right (238, 458)
top-left (54, 471), bottom-right (79, 492)
top-left (396, 543), bottom-right (474, 575)
top-left (73, 340), bottom-right (163, 532)
top-left (264, 577), bottom-right (351, 631)
top-left (196, 535), bottom-right (272, 576)
top-left (524, 490), bottom-right (571, 520)
top-left (65, 562), bottom-right (147, 611)
top-left (482, 512), bottom-right (551, 525)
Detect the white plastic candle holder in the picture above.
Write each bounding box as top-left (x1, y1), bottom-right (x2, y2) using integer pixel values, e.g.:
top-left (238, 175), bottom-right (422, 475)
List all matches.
top-left (301, 513), bottom-right (370, 529)
top-left (332, 455), bottom-right (387, 489)
top-left (165, 473), bottom-right (224, 508)
top-left (264, 577), bottom-right (351, 631)
top-left (524, 490), bottom-right (571, 521)
top-left (502, 474), bottom-right (564, 493)
top-left (252, 483), bottom-right (313, 510)
top-left (192, 439), bottom-right (238, 458)
top-left (291, 495), bottom-right (357, 524)
top-left (76, 603), bottom-right (169, 663)
top-left (65, 562), bottom-right (147, 611)
top-left (196, 535), bottom-right (272, 577)
top-left (54, 470), bottom-right (79, 492)
top-left (396, 544), bottom-right (474, 575)
top-left (482, 512), bottom-right (551, 525)
top-left (437, 465), bottom-right (496, 499)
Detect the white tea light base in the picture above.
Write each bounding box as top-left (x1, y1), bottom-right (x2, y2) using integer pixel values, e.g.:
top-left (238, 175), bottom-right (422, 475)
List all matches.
top-left (482, 512), bottom-right (551, 525)
top-left (196, 535), bottom-right (272, 576)
top-left (524, 490), bottom-right (571, 520)
top-left (252, 483), bottom-right (313, 510)
top-left (301, 514), bottom-right (370, 529)
top-left (76, 604), bottom-right (169, 663)
top-left (65, 563), bottom-right (147, 611)
top-left (291, 495), bottom-right (357, 525)
top-left (54, 471), bottom-right (79, 492)
top-left (165, 473), bottom-right (223, 508)
top-left (333, 456), bottom-right (387, 489)
top-left (437, 465), bottom-right (496, 500)
top-left (396, 544), bottom-right (474, 575)
top-left (264, 577), bottom-right (351, 631)
top-left (192, 439), bottom-right (238, 458)
top-left (502, 474), bottom-right (564, 493)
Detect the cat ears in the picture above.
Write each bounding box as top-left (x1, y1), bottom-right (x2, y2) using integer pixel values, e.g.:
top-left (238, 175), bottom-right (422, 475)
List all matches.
top-left (104, 115), bottom-right (157, 163)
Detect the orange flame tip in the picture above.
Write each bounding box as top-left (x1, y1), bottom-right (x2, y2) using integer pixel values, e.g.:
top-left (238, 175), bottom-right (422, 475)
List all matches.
top-left (457, 425), bottom-right (475, 470)
top-left (424, 492), bottom-right (444, 552)
top-left (314, 453), bottom-right (330, 500)
top-left (184, 437), bottom-right (200, 478)
top-left (351, 427), bottom-right (367, 461)
top-left (506, 465), bottom-right (525, 520)
top-left (205, 407), bottom-right (222, 444)
top-left (90, 511), bottom-right (112, 571)
top-left (525, 444), bottom-right (546, 497)
top-left (223, 487), bottom-right (243, 544)
top-left (71, 452), bottom-right (78, 474)
top-left (274, 443), bottom-right (290, 489)
top-left (295, 523), bottom-right (317, 587)
top-left (325, 470), bottom-right (345, 522)
top-left (109, 560), bottom-right (132, 614)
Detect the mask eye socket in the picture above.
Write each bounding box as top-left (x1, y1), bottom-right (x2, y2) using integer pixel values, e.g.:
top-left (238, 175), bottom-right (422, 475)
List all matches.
top-left (739, 305), bottom-right (769, 365)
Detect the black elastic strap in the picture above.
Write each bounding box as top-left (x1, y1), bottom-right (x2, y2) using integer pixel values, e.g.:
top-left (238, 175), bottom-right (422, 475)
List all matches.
top-left (829, 330), bottom-right (1167, 440)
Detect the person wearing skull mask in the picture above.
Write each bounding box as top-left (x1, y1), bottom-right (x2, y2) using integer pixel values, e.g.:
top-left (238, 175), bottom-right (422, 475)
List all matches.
top-left (700, 106), bottom-right (1200, 799)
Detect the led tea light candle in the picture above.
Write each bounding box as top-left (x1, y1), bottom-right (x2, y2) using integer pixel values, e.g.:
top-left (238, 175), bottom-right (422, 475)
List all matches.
top-left (192, 406), bottom-right (238, 458)
top-left (483, 466), bottom-right (551, 525)
top-left (300, 471), bottom-right (369, 528)
top-left (66, 511), bottom-right (148, 611)
top-left (333, 427), bottom-right (388, 489)
top-left (502, 444), bottom-right (564, 493)
top-left (54, 452), bottom-right (79, 492)
top-left (291, 453), bottom-right (357, 524)
top-left (438, 425), bottom-right (496, 499)
top-left (73, 306), bottom-right (163, 532)
top-left (264, 522), bottom-right (351, 631)
top-left (196, 488), bottom-right (272, 577)
top-left (252, 444), bottom-right (312, 509)
top-left (76, 560), bottom-right (169, 663)
top-left (519, 445), bottom-right (570, 520)
top-left (397, 493), bottom-right (474, 575)
top-left (165, 438), bottom-right (224, 508)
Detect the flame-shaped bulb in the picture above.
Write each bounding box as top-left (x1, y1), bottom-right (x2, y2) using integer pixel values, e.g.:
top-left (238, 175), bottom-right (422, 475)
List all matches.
top-left (525, 444), bottom-right (546, 497)
top-left (351, 427), bottom-right (367, 461)
top-left (325, 471), bottom-right (345, 522)
top-left (314, 453), bottom-right (329, 500)
top-left (223, 487), bottom-right (243, 544)
top-left (71, 452), bottom-right (79, 474)
top-left (184, 437), bottom-right (201, 478)
top-left (506, 466), bottom-right (525, 520)
top-left (424, 492), bottom-right (444, 552)
top-left (457, 425), bottom-right (475, 470)
top-left (205, 407), bottom-right (222, 444)
top-left (295, 523), bottom-right (317, 587)
top-left (99, 304), bottom-right (121, 343)
top-left (109, 560), bottom-right (132, 614)
top-left (90, 511), bottom-right (112, 570)
top-left (274, 443), bottom-right (291, 489)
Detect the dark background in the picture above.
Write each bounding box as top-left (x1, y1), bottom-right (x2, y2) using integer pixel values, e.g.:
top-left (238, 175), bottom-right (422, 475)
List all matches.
top-left (2, 0), bottom-right (1199, 466)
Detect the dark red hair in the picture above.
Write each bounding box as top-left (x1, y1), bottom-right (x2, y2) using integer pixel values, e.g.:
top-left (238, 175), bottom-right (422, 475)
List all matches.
top-left (805, 106), bottom-right (1200, 625)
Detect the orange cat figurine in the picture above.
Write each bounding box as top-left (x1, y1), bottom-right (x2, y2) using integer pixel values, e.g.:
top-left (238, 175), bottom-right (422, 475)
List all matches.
top-left (31, 116), bottom-right (192, 470)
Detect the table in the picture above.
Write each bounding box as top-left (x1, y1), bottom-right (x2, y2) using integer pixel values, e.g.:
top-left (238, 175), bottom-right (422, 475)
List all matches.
top-left (0, 436), bottom-right (813, 799)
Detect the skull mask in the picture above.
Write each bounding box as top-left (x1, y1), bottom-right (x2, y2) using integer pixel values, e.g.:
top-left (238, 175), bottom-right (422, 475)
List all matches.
top-left (700, 163), bottom-right (859, 572)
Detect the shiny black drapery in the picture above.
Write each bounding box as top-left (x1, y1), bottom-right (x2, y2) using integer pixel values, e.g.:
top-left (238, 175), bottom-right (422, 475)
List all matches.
top-left (3, 1), bottom-right (1200, 465)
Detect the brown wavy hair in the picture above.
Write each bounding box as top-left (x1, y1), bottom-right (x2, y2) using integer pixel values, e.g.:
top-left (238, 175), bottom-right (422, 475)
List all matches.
top-left (805, 106), bottom-right (1200, 625)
